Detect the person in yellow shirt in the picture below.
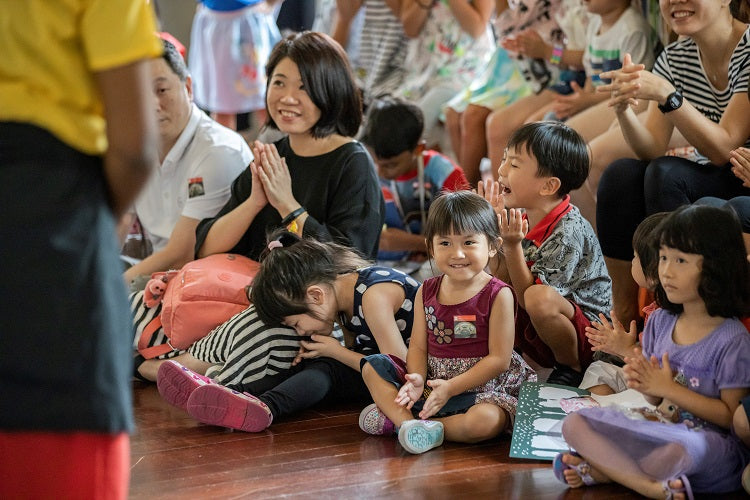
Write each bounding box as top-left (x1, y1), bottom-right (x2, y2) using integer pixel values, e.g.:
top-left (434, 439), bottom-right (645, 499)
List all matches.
top-left (0, 1), bottom-right (162, 498)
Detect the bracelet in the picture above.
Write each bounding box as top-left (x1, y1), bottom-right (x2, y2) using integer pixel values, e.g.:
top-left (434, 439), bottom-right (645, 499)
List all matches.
top-left (280, 207), bottom-right (306, 227)
top-left (549, 44), bottom-right (563, 66)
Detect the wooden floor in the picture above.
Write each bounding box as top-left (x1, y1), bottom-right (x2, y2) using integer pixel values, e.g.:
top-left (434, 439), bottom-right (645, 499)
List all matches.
top-left (130, 382), bottom-right (745, 499)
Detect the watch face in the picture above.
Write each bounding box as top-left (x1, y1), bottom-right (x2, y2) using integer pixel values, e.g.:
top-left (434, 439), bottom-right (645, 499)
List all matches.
top-left (668, 94), bottom-right (680, 108)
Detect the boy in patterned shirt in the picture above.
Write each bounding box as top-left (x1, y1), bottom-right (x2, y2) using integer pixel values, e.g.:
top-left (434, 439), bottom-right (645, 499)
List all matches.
top-left (480, 121), bottom-right (611, 386)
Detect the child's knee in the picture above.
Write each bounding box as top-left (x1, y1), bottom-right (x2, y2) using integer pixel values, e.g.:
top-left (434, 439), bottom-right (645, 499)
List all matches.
top-left (524, 285), bottom-right (562, 320)
top-left (461, 405), bottom-right (506, 442)
top-left (733, 403), bottom-right (750, 444)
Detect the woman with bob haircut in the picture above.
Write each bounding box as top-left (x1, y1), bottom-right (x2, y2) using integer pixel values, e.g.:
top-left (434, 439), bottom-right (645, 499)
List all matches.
top-left (136, 31), bottom-right (385, 388)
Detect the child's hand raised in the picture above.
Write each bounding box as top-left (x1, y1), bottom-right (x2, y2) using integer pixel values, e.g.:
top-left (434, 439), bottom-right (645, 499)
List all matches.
top-left (476, 179), bottom-right (504, 214)
top-left (585, 310), bottom-right (638, 358)
top-left (395, 373), bottom-right (424, 410)
top-left (499, 208), bottom-right (527, 246)
top-left (418, 378), bottom-right (451, 419)
top-left (295, 334), bottom-right (342, 363)
top-left (624, 348), bottom-right (676, 399)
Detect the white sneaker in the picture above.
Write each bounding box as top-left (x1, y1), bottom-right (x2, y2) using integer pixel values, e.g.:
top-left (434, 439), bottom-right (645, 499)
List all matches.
top-left (398, 419), bottom-right (444, 454)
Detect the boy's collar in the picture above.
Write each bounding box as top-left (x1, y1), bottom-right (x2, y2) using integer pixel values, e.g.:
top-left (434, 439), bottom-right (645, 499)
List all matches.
top-left (524, 195), bottom-right (572, 247)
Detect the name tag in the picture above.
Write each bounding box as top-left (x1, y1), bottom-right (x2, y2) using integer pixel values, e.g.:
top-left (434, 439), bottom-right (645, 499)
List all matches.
top-left (453, 315), bottom-right (477, 338)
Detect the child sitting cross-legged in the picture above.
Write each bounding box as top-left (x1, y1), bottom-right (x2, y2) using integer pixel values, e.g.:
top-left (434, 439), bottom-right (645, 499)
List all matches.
top-left (479, 121), bottom-right (612, 386)
top-left (581, 211), bottom-right (668, 395)
top-left (358, 191), bottom-right (536, 454)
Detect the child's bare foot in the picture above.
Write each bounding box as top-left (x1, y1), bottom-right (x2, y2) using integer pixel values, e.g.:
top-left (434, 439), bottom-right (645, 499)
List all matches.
top-left (553, 452), bottom-right (611, 488)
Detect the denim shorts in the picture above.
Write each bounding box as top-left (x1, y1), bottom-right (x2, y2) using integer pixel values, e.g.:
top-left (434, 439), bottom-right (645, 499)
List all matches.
top-left (361, 353), bottom-right (476, 417)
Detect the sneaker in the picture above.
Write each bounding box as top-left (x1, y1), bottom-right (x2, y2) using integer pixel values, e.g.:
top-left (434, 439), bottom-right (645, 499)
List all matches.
top-left (398, 419), bottom-right (444, 454)
top-left (156, 360), bottom-right (213, 411)
top-left (186, 384), bottom-right (273, 432)
top-left (358, 403), bottom-right (396, 436)
top-left (546, 364), bottom-right (584, 387)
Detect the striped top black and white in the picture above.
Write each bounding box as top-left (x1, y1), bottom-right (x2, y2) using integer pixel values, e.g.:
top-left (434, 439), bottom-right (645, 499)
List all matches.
top-left (652, 26), bottom-right (750, 164)
top-left (355, 0), bottom-right (408, 103)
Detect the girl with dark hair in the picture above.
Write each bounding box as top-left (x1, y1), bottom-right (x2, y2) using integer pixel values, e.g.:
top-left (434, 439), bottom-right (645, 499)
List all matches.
top-left (159, 231), bottom-right (419, 432)
top-left (555, 204), bottom-right (750, 497)
top-left (136, 31), bottom-right (384, 384)
top-left (358, 191), bottom-right (535, 454)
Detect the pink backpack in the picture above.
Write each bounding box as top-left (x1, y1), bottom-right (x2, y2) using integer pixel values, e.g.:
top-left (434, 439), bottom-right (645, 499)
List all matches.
top-left (138, 253), bottom-right (260, 359)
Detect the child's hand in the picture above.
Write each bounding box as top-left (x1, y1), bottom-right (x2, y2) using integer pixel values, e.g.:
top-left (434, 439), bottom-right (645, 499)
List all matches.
top-left (585, 310), bottom-right (638, 358)
top-left (512, 29), bottom-right (548, 60)
top-left (499, 208), bottom-right (527, 246)
top-left (418, 378), bottom-right (451, 419)
top-left (296, 334), bottom-right (340, 362)
top-left (624, 349), bottom-right (676, 398)
top-left (477, 179), bottom-right (504, 214)
top-left (552, 81), bottom-right (588, 120)
top-left (730, 147), bottom-right (750, 187)
top-left (395, 373), bottom-right (424, 410)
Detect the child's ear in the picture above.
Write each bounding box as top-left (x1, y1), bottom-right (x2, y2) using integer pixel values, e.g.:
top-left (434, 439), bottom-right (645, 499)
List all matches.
top-left (306, 285), bottom-right (326, 305)
top-left (539, 176), bottom-right (561, 196)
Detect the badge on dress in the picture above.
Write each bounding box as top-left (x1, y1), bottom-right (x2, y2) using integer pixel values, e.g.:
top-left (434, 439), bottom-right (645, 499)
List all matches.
top-left (453, 315), bottom-right (477, 338)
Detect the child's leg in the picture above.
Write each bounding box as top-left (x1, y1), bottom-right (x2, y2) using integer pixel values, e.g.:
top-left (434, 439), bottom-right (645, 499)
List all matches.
top-left (444, 107), bottom-right (463, 168)
top-left (361, 362), bottom-right (414, 426)
top-left (523, 284), bottom-right (583, 372)
top-left (734, 397), bottom-right (750, 447)
top-left (460, 104), bottom-right (493, 185)
top-left (562, 412), bottom-right (691, 499)
top-left (137, 352), bottom-right (213, 382)
top-left (486, 91), bottom-right (555, 171)
top-left (436, 403), bottom-right (508, 443)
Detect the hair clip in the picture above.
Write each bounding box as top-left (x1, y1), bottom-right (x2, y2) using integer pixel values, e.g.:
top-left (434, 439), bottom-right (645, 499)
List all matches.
top-left (268, 240), bottom-right (283, 251)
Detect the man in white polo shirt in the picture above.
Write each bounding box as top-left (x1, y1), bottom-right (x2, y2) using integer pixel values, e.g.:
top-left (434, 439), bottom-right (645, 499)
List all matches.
top-left (124, 39), bottom-right (251, 283)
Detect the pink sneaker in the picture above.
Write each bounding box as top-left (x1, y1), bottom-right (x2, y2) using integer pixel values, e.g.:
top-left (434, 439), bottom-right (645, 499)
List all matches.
top-left (156, 360), bottom-right (213, 411)
top-left (186, 384), bottom-right (273, 432)
top-left (358, 403), bottom-right (396, 436)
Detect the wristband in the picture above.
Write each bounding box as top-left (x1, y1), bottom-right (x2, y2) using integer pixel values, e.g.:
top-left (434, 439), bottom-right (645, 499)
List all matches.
top-left (549, 44), bottom-right (563, 66)
top-left (280, 207), bottom-right (306, 227)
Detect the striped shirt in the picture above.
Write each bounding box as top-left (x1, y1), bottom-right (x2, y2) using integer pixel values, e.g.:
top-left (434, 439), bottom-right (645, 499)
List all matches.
top-left (653, 26), bottom-right (750, 164)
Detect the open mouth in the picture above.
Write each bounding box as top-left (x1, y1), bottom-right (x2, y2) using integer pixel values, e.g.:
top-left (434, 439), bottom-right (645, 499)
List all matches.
top-left (500, 183), bottom-right (512, 194)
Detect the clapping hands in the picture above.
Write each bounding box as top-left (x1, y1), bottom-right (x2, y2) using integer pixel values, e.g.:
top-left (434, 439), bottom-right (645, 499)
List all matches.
top-left (585, 310), bottom-right (638, 358)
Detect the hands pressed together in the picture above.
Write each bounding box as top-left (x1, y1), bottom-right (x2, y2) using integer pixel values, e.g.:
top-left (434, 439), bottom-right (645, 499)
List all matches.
top-left (248, 140), bottom-right (299, 216)
top-left (597, 53), bottom-right (670, 113)
top-left (585, 310), bottom-right (639, 359)
top-left (624, 348), bottom-right (677, 399)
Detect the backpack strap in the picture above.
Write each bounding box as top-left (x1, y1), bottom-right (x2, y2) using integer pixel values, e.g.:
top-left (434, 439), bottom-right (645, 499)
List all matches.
top-left (137, 315), bottom-right (175, 359)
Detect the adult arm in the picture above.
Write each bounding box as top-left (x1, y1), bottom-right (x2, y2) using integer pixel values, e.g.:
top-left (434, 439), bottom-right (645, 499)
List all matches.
top-left (124, 215), bottom-right (199, 281)
top-left (95, 60), bottom-right (157, 218)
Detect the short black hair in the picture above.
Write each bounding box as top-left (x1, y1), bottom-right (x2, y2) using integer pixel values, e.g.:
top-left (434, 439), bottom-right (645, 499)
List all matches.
top-left (506, 121), bottom-right (589, 196)
top-left (161, 38), bottom-right (189, 82)
top-left (423, 191), bottom-right (500, 257)
top-left (654, 204), bottom-right (750, 318)
top-left (359, 95), bottom-right (423, 158)
top-left (265, 31), bottom-right (362, 139)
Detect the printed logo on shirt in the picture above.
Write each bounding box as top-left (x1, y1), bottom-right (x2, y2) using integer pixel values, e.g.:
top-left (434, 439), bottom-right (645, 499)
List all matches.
top-left (453, 315), bottom-right (477, 338)
top-left (188, 177), bottom-right (205, 198)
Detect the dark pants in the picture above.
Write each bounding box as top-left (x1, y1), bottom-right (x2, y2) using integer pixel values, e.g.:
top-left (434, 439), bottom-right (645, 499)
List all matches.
top-left (234, 357), bottom-right (372, 419)
top-left (597, 156), bottom-right (749, 260)
top-left (694, 196), bottom-right (750, 233)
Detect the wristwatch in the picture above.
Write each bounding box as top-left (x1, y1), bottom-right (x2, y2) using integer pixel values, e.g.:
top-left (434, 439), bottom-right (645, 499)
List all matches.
top-left (658, 90), bottom-right (683, 113)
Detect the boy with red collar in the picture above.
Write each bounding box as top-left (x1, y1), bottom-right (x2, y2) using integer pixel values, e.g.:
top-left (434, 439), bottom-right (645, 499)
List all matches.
top-left (481, 122), bottom-right (611, 386)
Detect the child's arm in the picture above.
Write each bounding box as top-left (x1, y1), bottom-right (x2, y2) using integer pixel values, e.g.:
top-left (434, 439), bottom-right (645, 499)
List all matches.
top-left (499, 208), bottom-right (534, 308)
top-left (398, 287), bottom-right (429, 408)
top-left (447, 0), bottom-right (493, 39)
top-left (398, 0), bottom-right (431, 38)
top-left (361, 282), bottom-right (410, 360)
top-left (624, 350), bottom-right (750, 429)
top-left (419, 286), bottom-right (515, 419)
top-left (332, 0), bottom-right (364, 48)
top-left (501, 29), bottom-right (584, 69)
top-left (296, 334), bottom-right (364, 370)
top-left (585, 310), bottom-right (638, 359)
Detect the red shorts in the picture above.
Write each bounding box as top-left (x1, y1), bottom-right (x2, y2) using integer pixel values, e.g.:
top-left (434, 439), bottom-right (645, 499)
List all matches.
top-left (0, 431), bottom-right (129, 500)
top-left (514, 300), bottom-right (594, 370)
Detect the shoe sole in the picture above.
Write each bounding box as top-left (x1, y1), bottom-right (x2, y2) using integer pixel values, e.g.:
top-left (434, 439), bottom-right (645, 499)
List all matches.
top-left (187, 385), bottom-right (271, 433)
top-left (156, 361), bottom-right (203, 411)
top-left (398, 421), bottom-right (444, 454)
top-left (358, 403), bottom-right (380, 435)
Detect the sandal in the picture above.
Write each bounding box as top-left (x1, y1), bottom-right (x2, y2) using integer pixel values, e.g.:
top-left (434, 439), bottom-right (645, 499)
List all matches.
top-left (553, 452), bottom-right (598, 486)
top-left (661, 474), bottom-right (693, 500)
